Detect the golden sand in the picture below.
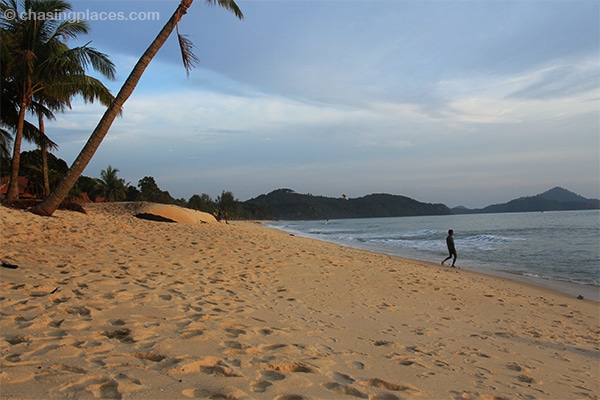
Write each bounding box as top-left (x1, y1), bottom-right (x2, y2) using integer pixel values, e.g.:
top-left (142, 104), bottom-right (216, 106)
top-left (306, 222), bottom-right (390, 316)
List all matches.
top-left (1, 203), bottom-right (598, 399)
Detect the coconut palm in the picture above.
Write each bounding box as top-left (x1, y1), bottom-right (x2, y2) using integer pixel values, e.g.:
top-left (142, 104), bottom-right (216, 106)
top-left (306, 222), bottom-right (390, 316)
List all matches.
top-left (31, 0), bottom-right (243, 216)
top-left (0, 72), bottom-right (46, 160)
top-left (1, 0), bottom-right (116, 202)
top-left (33, 73), bottom-right (116, 196)
top-left (31, 111), bottom-right (59, 197)
top-left (95, 165), bottom-right (127, 202)
top-left (1, 65), bottom-right (58, 187)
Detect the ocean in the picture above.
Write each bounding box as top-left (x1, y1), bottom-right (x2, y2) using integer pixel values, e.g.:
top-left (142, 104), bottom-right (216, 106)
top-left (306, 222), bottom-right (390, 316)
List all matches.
top-left (265, 210), bottom-right (600, 301)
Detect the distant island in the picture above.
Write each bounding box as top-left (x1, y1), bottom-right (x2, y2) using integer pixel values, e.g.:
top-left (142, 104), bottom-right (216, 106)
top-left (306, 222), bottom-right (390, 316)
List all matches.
top-left (451, 187), bottom-right (600, 214)
top-left (245, 187), bottom-right (599, 220)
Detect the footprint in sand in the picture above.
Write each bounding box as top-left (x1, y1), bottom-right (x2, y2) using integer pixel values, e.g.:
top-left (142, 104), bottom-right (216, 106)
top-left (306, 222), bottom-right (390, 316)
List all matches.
top-left (102, 328), bottom-right (134, 343)
top-left (4, 353), bottom-right (22, 363)
top-left (260, 370), bottom-right (286, 383)
top-left (321, 382), bottom-right (367, 398)
top-left (180, 329), bottom-right (204, 339)
top-left (174, 357), bottom-right (240, 378)
top-left (224, 328), bottom-right (247, 338)
top-left (251, 379), bottom-right (273, 393)
top-left (64, 306), bottom-right (91, 318)
top-left (268, 362), bottom-right (317, 373)
top-left (54, 376), bottom-right (123, 400)
top-left (187, 387), bottom-right (249, 399)
top-left (333, 371), bottom-right (355, 384)
top-left (5, 335), bottom-right (28, 345)
top-left (348, 360), bottom-right (365, 370)
top-left (362, 377), bottom-right (422, 396)
top-left (222, 340), bottom-right (250, 352)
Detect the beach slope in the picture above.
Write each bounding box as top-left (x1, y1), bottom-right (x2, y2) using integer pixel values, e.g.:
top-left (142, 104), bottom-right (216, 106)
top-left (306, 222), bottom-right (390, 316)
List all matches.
top-left (1, 203), bottom-right (598, 399)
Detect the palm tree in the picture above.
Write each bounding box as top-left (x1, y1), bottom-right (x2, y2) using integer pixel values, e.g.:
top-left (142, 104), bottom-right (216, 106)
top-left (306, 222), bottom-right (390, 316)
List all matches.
top-left (1, 0), bottom-right (116, 203)
top-left (31, 0), bottom-right (243, 216)
top-left (95, 165), bottom-right (127, 202)
top-left (33, 73), bottom-right (115, 196)
top-left (1, 70), bottom-right (46, 162)
top-left (32, 112), bottom-right (58, 197)
top-left (3, 88), bottom-right (72, 196)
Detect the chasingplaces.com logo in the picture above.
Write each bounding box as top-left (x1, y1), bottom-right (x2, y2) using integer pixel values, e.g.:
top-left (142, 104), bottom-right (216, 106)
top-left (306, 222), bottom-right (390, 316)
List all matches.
top-left (1, 8), bottom-right (160, 22)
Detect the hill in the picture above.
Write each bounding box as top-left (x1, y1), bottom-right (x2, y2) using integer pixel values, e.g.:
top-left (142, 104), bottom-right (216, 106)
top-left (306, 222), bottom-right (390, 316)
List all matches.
top-left (246, 189), bottom-right (452, 220)
top-left (452, 187), bottom-right (599, 214)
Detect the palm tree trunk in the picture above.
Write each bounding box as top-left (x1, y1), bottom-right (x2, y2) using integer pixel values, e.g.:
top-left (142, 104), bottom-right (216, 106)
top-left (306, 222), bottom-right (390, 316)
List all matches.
top-left (5, 97), bottom-right (28, 203)
top-left (31, 0), bottom-right (194, 216)
top-left (39, 114), bottom-right (50, 197)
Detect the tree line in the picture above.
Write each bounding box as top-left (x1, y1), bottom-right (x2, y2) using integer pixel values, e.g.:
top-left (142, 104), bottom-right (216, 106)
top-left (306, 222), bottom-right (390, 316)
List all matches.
top-left (0, 149), bottom-right (272, 219)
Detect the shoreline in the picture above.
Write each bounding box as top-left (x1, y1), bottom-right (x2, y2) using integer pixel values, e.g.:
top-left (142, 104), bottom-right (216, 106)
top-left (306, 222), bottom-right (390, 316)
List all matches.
top-left (1, 203), bottom-right (598, 399)
top-left (263, 223), bottom-right (600, 303)
top-left (464, 264), bottom-right (600, 303)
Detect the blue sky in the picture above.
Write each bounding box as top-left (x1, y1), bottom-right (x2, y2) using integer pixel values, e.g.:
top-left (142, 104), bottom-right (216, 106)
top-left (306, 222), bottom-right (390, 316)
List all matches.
top-left (37, 0), bottom-right (599, 208)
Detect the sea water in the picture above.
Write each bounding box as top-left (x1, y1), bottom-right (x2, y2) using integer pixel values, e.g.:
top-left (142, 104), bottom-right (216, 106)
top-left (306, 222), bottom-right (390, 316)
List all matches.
top-left (266, 210), bottom-right (600, 300)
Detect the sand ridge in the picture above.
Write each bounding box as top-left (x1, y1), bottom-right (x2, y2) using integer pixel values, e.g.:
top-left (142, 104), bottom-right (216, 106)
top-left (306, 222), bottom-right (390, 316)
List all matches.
top-left (0, 203), bottom-right (598, 399)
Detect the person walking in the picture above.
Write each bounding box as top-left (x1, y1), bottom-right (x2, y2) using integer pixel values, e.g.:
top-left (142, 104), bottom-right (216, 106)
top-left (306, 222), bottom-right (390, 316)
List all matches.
top-left (442, 229), bottom-right (457, 267)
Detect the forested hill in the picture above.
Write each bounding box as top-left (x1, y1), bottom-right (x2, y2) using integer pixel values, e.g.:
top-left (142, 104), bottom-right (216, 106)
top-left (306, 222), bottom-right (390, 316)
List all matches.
top-left (245, 189), bottom-right (452, 220)
top-left (451, 187), bottom-right (600, 214)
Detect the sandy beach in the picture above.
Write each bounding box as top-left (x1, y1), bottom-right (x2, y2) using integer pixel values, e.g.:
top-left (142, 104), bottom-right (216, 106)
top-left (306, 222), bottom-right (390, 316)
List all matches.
top-left (1, 202), bottom-right (598, 399)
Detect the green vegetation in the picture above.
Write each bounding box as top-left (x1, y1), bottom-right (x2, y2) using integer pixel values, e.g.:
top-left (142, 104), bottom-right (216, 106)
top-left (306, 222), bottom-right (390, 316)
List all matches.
top-left (246, 189), bottom-right (452, 220)
top-left (84, 169), bottom-right (272, 220)
top-left (1, 0), bottom-right (116, 203)
top-left (1, 0), bottom-right (243, 216)
top-left (9, 149), bottom-right (68, 199)
top-left (95, 166), bottom-right (128, 202)
top-left (29, 0), bottom-right (243, 217)
top-left (0, 149), bottom-right (274, 219)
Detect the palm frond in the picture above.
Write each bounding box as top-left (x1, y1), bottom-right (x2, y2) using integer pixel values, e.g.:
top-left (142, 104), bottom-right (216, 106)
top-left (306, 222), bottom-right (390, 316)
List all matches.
top-left (0, 127), bottom-right (13, 159)
top-left (51, 20), bottom-right (90, 41)
top-left (207, 0), bottom-right (244, 20)
top-left (21, 119), bottom-right (44, 144)
top-left (66, 45), bottom-right (116, 80)
top-left (33, 127), bottom-right (59, 151)
top-left (66, 75), bottom-right (117, 110)
top-left (21, 0), bottom-right (75, 42)
top-left (176, 25), bottom-right (200, 77)
top-left (29, 99), bottom-right (59, 119)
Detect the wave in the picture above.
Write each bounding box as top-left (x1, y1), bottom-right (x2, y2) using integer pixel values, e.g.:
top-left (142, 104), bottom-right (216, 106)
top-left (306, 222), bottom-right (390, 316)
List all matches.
top-left (265, 211), bottom-right (599, 290)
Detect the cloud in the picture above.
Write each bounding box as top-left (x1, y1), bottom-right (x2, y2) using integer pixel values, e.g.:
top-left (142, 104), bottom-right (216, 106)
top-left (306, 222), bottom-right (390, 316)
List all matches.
top-left (36, 0), bottom-right (599, 208)
top-left (508, 57), bottom-right (600, 100)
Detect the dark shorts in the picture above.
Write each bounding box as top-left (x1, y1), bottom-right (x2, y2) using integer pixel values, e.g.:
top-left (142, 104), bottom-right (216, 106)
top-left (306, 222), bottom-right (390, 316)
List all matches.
top-left (448, 248), bottom-right (457, 257)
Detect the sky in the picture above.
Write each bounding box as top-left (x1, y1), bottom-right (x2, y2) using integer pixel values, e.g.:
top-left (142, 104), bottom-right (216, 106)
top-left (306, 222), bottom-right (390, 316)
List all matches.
top-left (31, 0), bottom-right (600, 208)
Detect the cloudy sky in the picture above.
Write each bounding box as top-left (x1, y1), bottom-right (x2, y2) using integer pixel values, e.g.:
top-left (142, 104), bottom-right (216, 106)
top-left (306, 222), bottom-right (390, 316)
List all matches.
top-left (37, 0), bottom-right (599, 208)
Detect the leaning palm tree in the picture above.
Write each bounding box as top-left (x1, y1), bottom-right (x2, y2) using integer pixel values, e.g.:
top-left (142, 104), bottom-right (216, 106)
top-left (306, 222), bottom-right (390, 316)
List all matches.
top-left (31, 0), bottom-right (243, 216)
top-left (1, 0), bottom-right (116, 203)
